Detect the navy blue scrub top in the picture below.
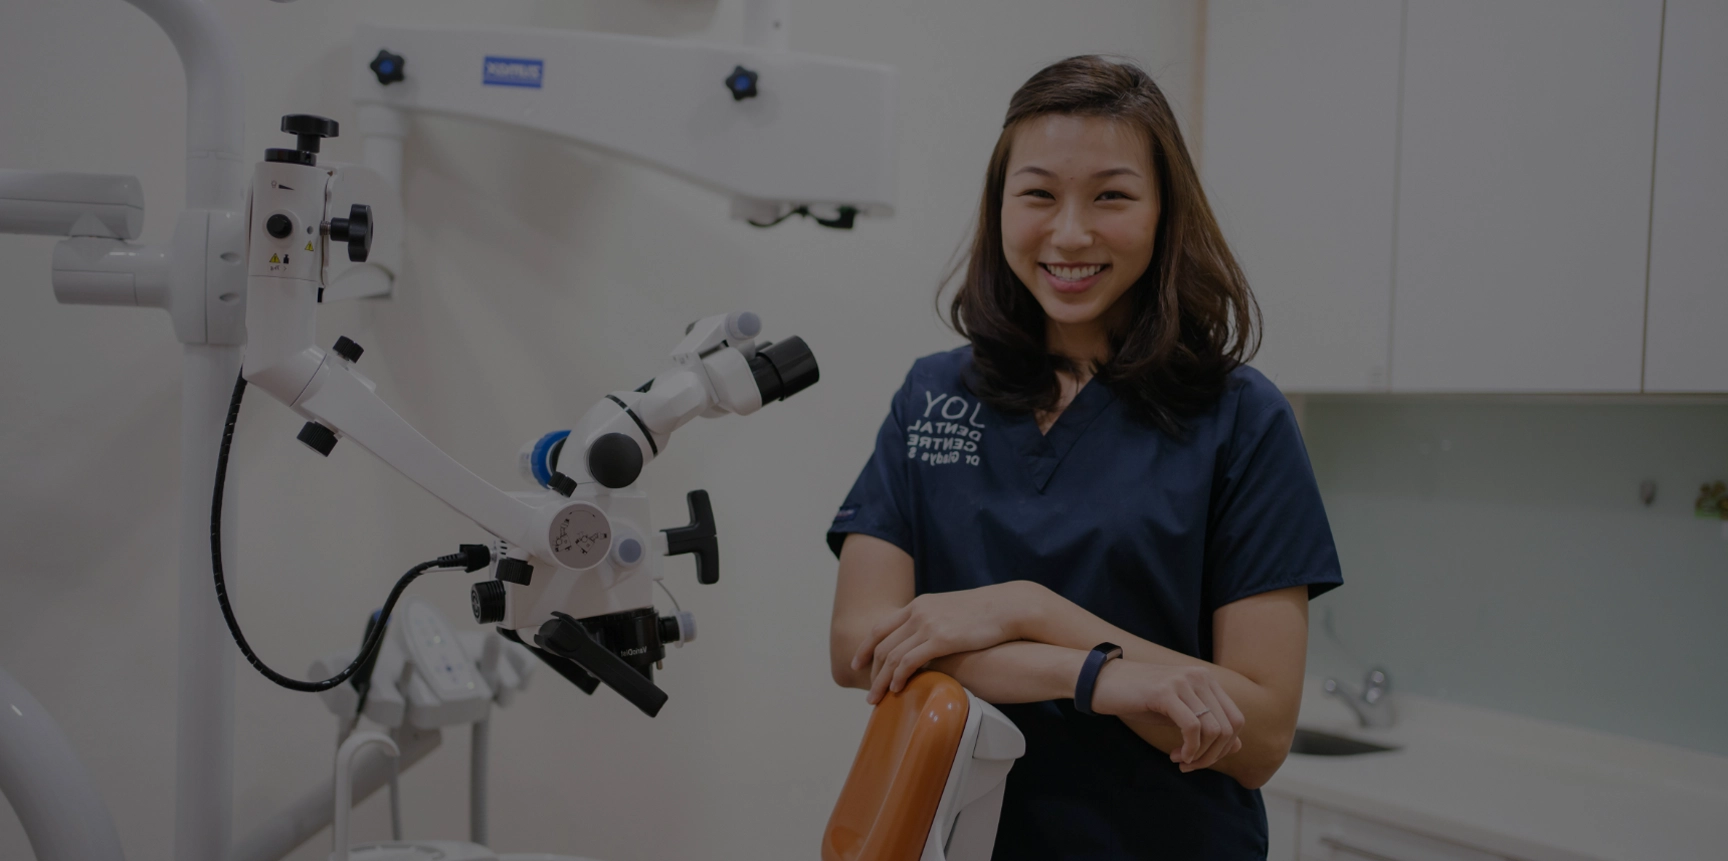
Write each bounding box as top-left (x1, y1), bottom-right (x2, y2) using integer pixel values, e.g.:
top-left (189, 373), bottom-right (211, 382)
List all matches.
top-left (827, 347), bottom-right (1342, 861)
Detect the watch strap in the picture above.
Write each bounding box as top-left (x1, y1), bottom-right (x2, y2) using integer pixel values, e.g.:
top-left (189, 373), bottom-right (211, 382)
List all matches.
top-left (1073, 642), bottom-right (1123, 716)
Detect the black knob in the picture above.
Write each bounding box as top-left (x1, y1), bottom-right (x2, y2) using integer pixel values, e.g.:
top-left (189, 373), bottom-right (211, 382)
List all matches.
top-left (496, 557), bottom-right (534, 586)
top-left (662, 489), bottom-right (719, 585)
top-left (369, 49), bottom-right (406, 86)
top-left (327, 204), bottom-right (372, 263)
top-left (296, 421), bottom-right (338, 456)
top-left (748, 336), bottom-right (820, 403)
top-left (471, 580), bottom-right (506, 625)
top-left (548, 471), bottom-right (577, 497)
top-left (265, 213), bottom-right (293, 239)
top-left (587, 433), bottom-right (644, 489)
top-left (281, 114), bottom-right (339, 153)
top-left (725, 65), bottom-right (759, 101)
top-left (332, 336), bottom-right (363, 363)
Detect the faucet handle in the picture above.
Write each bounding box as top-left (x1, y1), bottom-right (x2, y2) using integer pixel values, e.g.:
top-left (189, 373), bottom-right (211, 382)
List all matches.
top-left (1362, 667), bottom-right (1391, 705)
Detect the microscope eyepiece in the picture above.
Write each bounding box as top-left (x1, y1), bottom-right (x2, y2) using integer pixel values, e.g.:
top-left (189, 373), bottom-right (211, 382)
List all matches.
top-left (748, 336), bottom-right (819, 403)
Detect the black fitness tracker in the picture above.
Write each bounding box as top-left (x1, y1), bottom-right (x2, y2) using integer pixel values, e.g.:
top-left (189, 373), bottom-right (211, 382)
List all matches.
top-left (1073, 642), bottom-right (1123, 716)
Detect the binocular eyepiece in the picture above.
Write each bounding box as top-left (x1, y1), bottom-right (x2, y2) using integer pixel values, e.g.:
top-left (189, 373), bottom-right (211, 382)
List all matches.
top-left (749, 336), bottom-right (819, 403)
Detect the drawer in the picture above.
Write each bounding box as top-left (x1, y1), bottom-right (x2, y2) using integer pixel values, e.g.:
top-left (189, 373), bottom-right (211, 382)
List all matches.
top-left (1300, 804), bottom-right (1510, 861)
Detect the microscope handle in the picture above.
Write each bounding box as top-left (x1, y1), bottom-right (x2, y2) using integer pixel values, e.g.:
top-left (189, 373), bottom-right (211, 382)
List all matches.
top-left (663, 489), bottom-right (719, 585)
top-left (497, 627), bottom-right (599, 695)
top-left (535, 614), bottom-right (669, 718)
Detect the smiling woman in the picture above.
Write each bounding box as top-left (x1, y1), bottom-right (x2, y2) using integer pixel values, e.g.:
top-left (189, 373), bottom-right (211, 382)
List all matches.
top-left (951, 55), bottom-right (1259, 437)
top-left (827, 56), bottom-right (1342, 861)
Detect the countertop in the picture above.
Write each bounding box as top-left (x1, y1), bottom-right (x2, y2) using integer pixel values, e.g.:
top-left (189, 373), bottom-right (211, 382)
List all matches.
top-left (1264, 681), bottom-right (1728, 861)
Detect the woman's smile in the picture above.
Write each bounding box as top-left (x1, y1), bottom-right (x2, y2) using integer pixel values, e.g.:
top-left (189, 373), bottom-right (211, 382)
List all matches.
top-left (1040, 261), bottom-right (1112, 294)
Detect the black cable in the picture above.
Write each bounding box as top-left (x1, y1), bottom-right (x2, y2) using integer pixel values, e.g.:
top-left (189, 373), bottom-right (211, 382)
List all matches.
top-left (746, 206), bottom-right (808, 228)
top-left (210, 372), bottom-right (479, 693)
top-left (746, 205), bottom-right (859, 230)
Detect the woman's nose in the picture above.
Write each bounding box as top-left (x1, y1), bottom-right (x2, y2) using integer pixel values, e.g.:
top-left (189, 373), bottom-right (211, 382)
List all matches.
top-left (1050, 202), bottom-right (1094, 250)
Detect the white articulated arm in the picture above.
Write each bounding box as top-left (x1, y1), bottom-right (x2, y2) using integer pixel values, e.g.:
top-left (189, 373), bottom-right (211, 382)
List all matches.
top-left (243, 119), bottom-right (603, 572)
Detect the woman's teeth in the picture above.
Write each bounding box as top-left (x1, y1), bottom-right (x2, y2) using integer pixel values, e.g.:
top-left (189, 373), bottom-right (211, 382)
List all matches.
top-left (1044, 263), bottom-right (1104, 281)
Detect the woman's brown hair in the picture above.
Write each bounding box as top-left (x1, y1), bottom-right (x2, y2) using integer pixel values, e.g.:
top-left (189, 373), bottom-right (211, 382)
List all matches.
top-left (946, 55), bottom-right (1259, 436)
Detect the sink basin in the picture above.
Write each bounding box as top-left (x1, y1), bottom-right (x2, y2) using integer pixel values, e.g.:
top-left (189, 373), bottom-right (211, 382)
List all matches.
top-left (1289, 728), bottom-right (1399, 756)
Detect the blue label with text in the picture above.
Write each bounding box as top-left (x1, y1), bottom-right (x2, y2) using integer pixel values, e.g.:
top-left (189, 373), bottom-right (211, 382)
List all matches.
top-left (483, 56), bottom-right (544, 88)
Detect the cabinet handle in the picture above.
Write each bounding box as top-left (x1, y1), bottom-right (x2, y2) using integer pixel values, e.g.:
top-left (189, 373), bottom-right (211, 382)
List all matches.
top-left (1319, 836), bottom-right (1407, 861)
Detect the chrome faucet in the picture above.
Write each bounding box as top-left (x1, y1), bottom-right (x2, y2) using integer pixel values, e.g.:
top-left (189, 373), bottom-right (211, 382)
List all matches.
top-left (1323, 667), bottom-right (1393, 729)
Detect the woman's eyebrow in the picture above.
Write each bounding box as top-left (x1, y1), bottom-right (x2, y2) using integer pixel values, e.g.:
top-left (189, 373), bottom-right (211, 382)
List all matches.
top-left (1009, 165), bottom-right (1143, 179)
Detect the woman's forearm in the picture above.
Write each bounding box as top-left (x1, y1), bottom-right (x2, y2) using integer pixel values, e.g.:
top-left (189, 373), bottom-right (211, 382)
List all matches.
top-left (1008, 582), bottom-right (1300, 786)
top-left (925, 641), bottom-right (1089, 704)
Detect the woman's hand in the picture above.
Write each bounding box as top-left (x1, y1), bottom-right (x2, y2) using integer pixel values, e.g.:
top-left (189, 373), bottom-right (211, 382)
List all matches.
top-left (852, 581), bottom-right (1046, 704)
top-left (1090, 661), bottom-right (1246, 773)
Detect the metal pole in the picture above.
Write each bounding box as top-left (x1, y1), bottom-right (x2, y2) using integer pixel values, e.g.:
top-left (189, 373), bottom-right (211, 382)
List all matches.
top-left (175, 344), bottom-right (242, 861)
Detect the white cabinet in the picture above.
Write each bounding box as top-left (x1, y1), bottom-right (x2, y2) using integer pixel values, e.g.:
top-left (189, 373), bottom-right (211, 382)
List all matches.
top-left (1201, 2), bottom-right (1403, 392)
top-left (1389, 0), bottom-right (1664, 392)
top-left (1299, 804), bottom-right (1509, 861)
top-left (1267, 791), bottom-right (1299, 861)
top-left (1641, 0), bottom-right (1728, 392)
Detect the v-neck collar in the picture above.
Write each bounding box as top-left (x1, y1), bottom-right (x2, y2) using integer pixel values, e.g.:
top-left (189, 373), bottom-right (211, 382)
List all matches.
top-left (999, 379), bottom-right (1117, 492)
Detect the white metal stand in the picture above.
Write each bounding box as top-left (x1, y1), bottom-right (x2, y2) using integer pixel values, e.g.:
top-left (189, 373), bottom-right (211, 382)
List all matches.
top-left (0, 2), bottom-right (248, 859)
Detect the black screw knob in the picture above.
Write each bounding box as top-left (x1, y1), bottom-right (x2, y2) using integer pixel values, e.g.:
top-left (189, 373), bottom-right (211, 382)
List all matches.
top-left (472, 580), bottom-right (506, 624)
top-left (281, 114), bottom-right (339, 153)
top-left (370, 49), bottom-right (406, 86)
top-left (548, 471), bottom-right (577, 497)
top-left (332, 336), bottom-right (364, 363)
top-left (496, 557), bottom-right (534, 586)
top-left (265, 213), bottom-right (293, 239)
top-left (327, 204), bottom-right (372, 263)
top-left (725, 65), bottom-right (759, 101)
top-left (297, 421), bottom-right (338, 456)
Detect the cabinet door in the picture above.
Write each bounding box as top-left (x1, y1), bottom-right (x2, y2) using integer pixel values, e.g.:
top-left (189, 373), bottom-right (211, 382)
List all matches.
top-left (1201, 1), bottom-right (1403, 392)
top-left (1389, 1), bottom-right (1663, 392)
top-left (1300, 805), bottom-right (1507, 861)
top-left (1267, 792), bottom-right (1300, 861)
top-left (1641, 0), bottom-right (1728, 392)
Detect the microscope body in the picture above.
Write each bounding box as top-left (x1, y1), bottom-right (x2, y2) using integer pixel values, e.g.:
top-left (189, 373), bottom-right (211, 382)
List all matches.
top-left (242, 114), bottom-right (818, 716)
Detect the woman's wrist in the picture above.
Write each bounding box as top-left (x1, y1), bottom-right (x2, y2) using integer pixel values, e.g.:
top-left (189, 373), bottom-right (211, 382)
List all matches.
top-left (999, 579), bottom-right (1055, 642)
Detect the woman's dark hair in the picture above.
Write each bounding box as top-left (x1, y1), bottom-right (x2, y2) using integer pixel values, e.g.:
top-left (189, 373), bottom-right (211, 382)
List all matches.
top-left (945, 55), bottom-right (1259, 436)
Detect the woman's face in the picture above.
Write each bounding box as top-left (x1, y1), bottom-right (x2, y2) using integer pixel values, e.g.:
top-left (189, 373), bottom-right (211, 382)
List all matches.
top-left (1001, 114), bottom-right (1160, 338)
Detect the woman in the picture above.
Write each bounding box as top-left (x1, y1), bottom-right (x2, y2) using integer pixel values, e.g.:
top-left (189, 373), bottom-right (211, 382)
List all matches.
top-left (826, 56), bottom-right (1342, 859)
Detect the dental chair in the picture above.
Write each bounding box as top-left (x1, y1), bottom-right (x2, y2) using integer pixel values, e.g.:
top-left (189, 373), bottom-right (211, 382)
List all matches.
top-left (823, 672), bottom-right (1026, 861)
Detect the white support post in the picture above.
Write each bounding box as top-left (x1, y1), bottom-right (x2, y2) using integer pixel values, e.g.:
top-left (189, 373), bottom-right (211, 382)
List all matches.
top-left (112, 4), bottom-right (248, 861)
top-left (175, 343), bottom-right (242, 861)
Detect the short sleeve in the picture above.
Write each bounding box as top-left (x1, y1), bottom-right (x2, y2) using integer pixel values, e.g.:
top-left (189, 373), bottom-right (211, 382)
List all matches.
top-left (826, 371), bottom-right (916, 558)
top-left (1204, 391), bottom-right (1343, 611)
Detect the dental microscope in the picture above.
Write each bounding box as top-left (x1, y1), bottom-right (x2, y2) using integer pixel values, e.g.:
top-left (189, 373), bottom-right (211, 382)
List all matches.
top-left (226, 113), bottom-right (819, 720)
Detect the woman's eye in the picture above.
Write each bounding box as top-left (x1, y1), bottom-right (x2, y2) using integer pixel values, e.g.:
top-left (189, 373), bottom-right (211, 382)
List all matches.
top-left (1097, 190), bottom-right (1131, 201)
top-left (1017, 188), bottom-right (1054, 200)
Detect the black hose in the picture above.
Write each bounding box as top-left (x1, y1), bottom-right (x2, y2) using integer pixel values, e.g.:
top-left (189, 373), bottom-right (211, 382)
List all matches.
top-left (210, 372), bottom-right (438, 693)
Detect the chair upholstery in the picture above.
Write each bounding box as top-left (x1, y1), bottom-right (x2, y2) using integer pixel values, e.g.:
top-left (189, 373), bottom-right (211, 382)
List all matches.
top-left (821, 672), bottom-right (972, 861)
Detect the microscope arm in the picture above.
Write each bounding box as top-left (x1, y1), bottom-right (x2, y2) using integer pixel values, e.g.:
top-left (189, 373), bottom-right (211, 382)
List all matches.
top-left (288, 358), bottom-right (549, 555)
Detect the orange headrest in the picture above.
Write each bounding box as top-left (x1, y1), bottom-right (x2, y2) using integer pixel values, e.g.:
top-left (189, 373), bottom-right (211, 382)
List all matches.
top-left (821, 672), bottom-right (971, 861)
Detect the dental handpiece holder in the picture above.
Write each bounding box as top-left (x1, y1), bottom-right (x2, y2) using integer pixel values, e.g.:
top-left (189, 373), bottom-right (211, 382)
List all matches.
top-left (242, 115), bottom-right (819, 717)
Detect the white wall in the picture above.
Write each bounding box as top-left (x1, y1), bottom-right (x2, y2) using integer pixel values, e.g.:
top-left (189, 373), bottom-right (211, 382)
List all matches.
top-left (0, 2), bottom-right (1200, 859)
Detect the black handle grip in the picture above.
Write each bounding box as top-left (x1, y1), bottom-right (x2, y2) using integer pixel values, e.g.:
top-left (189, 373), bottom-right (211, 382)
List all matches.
top-left (498, 627), bottom-right (599, 694)
top-left (662, 489), bottom-right (719, 585)
top-left (535, 614), bottom-right (669, 717)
